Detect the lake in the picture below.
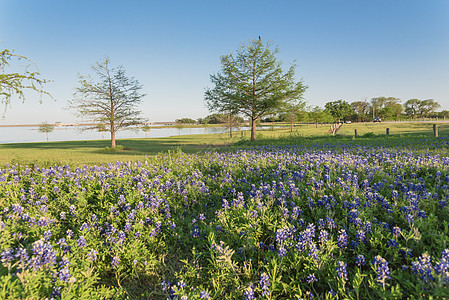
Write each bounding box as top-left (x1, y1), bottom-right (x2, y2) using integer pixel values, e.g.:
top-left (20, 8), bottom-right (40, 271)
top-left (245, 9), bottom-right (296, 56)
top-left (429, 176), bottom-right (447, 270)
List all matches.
top-left (0, 125), bottom-right (257, 144)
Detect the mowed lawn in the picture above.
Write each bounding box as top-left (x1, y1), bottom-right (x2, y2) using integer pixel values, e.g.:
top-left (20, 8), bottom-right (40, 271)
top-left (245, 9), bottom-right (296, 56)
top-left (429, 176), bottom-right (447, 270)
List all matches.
top-left (0, 122), bottom-right (448, 167)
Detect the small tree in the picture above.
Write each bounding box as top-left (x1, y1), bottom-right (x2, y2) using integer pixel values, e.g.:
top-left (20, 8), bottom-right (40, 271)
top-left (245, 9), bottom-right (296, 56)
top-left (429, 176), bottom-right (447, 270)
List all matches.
top-left (205, 38), bottom-right (307, 141)
top-left (69, 58), bottom-right (146, 148)
top-left (308, 106), bottom-right (333, 128)
top-left (1, 49), bottom-right (50, 111)
top-left (96, 124), bottom-right (108, 139)
top-left (38, 122), bottom-right (54, 142)
top-left (141, 124), bottom-right (151, 138)
top-left (324, 100), bottom-right (353, 122)
top-left (218, 112), bottom-right (242, 138)
top-left (175, 122), bottom-right (184, 135)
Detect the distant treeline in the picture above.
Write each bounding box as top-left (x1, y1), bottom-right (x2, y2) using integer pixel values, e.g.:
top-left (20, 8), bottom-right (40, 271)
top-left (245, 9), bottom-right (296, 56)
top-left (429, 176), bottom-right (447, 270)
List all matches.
top-left (178, 98), bottom-right (447, 125)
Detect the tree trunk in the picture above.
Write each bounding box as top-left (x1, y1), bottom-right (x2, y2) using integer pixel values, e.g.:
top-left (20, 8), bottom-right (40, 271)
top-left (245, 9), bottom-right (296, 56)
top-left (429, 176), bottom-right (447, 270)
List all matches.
top-left (229, 124), bottom-right (233, 138)
top-left (46, 133), bottom-right (49, 142)
top-left (111, 131), bottom-right (116, 148)
top-left (251, 118), bottom-right (257, 141)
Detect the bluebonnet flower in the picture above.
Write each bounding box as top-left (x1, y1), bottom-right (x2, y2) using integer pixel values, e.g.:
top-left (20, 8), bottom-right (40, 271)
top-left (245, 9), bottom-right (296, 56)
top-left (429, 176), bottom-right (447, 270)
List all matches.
top-left (59, 266), bottom-right (72, 282)
top-left (434, 249), bottom-right (449, 282)
top-left (88, 249), bottom-right (97, 262)
top-left (243, 284), bottom-right (255, 300)
top-left (51, 287), bottom-right (61, 299)
top-left (411, 253), bottom-right (434, 283)
top-left (191, 225), bottom-right (200, 238)
top-left (307, 273), bottom-right (317, 284)
top-left (59, 257), bottom-right (70, 268)
top-left (328, 290), bottom-right (337, 298)
top-left (29, 239), bottom-right (57, 270)
top-left (278, 246), bottom-right (287, 257)
top-left (150, 221), bottom-right (162, 237)
top-left (43, 230), bottom-right (52, 241)
top-left (111, 255), bottom-right (120, 269)
top-left (69, 205), bottom-right (76, 217)
top-left (373, 255), bottom-right (391, 286)
top-left (388, 239), bottom-right (398, 248)
top-left (337, 229), bottom-right (348, 249)
top-left (0, 248), bottom-right (14, 264)
top-left (405, 214), bottom-right (414, 224)
top-left (319, 230), bottom-right (329, 244)
top-left (124, 221), bottom-right (132, 232)
top-left (91, 214), bottom-right (98, 223)
top-left (309, 243), bottom-right (319, 261)
top-left (356, 254), bottom-right (366, 267)
top-left (336, 261), bottom-right (348, 281)
top-left (200, 290), bottom-right (210, 299)
top-left (326, 218), bottom-right (335, 230)
top-left (259, 272), bottom-right (271, 297)
top-left (392, 226), bottom-right (401, 238)
top-left (222, 199), bottom-right (230, 210)
top-left (77, 236), bottom-right (87, 247)
top-left (117, 231), bottom-right (126, 244)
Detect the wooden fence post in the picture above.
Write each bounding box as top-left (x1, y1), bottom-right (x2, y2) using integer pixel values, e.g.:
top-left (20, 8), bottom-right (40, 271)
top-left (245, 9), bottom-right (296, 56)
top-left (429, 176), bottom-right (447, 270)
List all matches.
top-left (386, 128), bottom-right (390, 135)
top-left (433, 124), bottom-right (438, 137)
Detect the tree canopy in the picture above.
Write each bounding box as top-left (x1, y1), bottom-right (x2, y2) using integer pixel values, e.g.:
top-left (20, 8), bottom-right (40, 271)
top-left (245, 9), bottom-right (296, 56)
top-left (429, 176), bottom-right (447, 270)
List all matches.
top-left (69, 58), bottom-right (146, 148)
top-left (204, 39), bottom-right (307, 141)
top-left (324, 100), bottom-right (353, 122)
top-left (38, 122), bottom-right (54, 142)
top-left (404, 99), bottom-right (440, 118)
top-left (0, 49), bottom-right (50, 111)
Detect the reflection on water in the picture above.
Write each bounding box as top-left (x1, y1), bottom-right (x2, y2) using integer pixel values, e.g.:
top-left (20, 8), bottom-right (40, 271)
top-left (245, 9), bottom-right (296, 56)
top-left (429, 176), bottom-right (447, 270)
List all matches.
top-left (0, 126), bottom-right (262, 144)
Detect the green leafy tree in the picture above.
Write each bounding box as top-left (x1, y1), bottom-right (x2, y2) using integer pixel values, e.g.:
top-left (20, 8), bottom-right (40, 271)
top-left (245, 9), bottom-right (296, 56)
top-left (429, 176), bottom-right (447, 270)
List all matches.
top-left (141, 124), bottom-right (151, 138)
top-left (418, 99), bottom-right (440, 117)
top-left (205, 38), bottom-right (307, 141)
top-left (324, 100), bottom-right (353, 122)
top-left (404, 99), bottom-right (440, 118)
top-left (281, 102), bottom-right (306, 132)
top-left (38, 122), bottom-right (54, 142)
top-left (371, 97), bottom-right (401, 120)
top-left (0, 49), bottom-right (50, 110)
top-left (350, 100), bottom-right (371, 122)
top-left (438, 110), bottom-right (449, 119)
top-left (404, 99), bottom-right (420, 118)
top-left (175, 118), bottom-right (197, 124)
top-left (69, 58), bottom-right (146, 148)
top-left (308, 106), bottom-right (333, 127)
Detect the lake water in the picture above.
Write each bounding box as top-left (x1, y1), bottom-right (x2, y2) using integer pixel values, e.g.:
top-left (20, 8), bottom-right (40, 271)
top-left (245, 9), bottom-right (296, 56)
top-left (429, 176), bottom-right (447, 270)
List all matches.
top-left (0, 125), bottom-right (256, 144)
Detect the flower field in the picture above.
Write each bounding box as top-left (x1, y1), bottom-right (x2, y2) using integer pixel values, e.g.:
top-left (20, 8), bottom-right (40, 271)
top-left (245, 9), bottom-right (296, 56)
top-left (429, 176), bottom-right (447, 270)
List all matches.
top-left (1, 137), bottom-right (449, 299)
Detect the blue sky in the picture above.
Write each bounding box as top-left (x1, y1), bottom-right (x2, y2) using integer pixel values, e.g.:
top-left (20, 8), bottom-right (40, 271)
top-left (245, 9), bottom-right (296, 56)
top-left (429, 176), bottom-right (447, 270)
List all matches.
top-left (1, 0), bottom-right (448, 123)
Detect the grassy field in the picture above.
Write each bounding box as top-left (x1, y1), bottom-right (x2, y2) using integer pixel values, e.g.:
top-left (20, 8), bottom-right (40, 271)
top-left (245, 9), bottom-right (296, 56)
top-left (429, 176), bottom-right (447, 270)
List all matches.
top-left (0, 122), bottom-right (448, 167)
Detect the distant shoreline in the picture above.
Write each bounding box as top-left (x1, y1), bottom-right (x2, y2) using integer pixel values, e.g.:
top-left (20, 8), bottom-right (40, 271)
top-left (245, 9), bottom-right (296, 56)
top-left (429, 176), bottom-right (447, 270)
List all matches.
top-left (0, 122), bottom-right (178, 128)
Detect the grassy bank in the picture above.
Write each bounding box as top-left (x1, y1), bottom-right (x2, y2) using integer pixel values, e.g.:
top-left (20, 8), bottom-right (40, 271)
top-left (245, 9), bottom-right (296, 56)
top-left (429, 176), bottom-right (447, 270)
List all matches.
top-left (0, 122), bottom-right (448, 167)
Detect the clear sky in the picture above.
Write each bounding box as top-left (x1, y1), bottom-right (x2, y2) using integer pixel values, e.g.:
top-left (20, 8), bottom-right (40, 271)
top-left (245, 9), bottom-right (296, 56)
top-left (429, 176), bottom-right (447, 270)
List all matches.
top-left (1, 0), bottom-right (448, 123)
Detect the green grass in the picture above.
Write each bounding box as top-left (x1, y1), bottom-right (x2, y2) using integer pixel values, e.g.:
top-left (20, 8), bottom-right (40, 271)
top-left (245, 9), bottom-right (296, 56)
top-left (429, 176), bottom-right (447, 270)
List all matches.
top-left (0, 122), bottom-right (447, 167)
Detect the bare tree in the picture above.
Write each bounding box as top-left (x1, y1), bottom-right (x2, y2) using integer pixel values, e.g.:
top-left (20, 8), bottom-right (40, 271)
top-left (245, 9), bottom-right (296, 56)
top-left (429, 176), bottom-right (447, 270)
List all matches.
top-left (69, 58), bottom-right (146, 148)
